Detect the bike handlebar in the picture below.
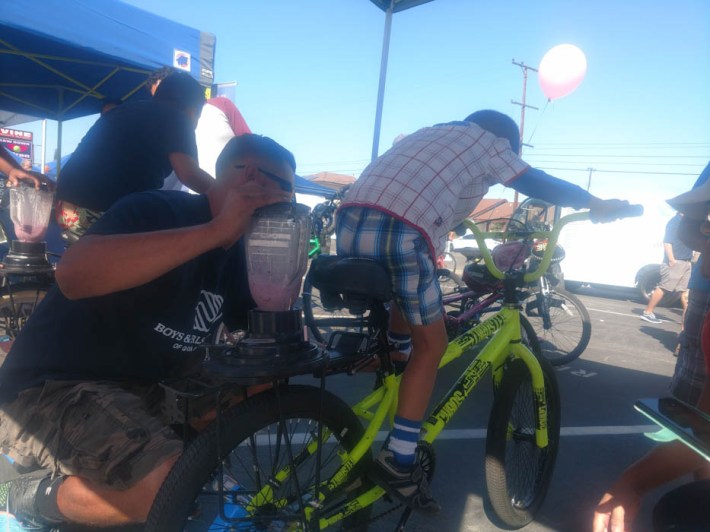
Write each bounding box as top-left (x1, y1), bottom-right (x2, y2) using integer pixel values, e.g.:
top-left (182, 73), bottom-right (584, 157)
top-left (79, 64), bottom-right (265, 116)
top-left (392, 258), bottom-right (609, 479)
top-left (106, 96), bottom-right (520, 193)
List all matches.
top-left (464, 204), bottom-right (644, 283)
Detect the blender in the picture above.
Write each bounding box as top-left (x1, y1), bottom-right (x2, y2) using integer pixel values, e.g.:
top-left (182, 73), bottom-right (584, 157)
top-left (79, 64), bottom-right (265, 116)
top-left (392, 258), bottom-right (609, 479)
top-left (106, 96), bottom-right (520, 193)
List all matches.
top-left (2, 186), bottom-right (54, 274)
top-left (211, 202), bottom-right (321, 381)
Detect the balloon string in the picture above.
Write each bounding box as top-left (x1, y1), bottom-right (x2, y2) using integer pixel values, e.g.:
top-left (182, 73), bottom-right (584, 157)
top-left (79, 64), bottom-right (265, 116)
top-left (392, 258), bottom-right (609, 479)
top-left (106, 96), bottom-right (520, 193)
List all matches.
top-left (525, 99), bottom-right (549, 147)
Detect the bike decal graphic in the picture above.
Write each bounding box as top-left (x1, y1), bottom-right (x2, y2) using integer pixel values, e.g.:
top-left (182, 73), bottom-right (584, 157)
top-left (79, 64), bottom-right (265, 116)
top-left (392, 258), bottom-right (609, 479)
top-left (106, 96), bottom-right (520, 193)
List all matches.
top-left (454, 313), bottom-right (505, 348)
top-left (429, 358), bottom-right (490, 426)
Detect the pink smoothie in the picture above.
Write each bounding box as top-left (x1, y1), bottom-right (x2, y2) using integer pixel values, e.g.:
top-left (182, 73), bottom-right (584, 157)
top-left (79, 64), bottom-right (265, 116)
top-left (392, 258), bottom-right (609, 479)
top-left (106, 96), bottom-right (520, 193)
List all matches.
top-left (15, 224), bottom-right (47, 243)
top-left (250, 279), bottom-right (300, 311)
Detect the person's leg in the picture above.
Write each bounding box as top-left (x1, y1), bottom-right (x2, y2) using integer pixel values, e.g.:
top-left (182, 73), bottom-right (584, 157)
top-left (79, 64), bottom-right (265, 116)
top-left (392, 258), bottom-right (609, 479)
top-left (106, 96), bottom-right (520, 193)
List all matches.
top-left (671, 289), bottom-right (710, 404)
top-left (396, 320), bottom-right (448, 421)
top-left (0, 381), bottom-right (183, 526)
top-left (56, 454), bottom-right (178, 525)
top-left (644, 286), bottom-right (665, 316)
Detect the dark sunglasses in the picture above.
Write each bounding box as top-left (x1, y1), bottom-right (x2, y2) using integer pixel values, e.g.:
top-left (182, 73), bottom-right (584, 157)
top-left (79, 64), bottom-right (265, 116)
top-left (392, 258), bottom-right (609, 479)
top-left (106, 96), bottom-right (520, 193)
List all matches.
top-left (233, 165), bottom-right (293, 193)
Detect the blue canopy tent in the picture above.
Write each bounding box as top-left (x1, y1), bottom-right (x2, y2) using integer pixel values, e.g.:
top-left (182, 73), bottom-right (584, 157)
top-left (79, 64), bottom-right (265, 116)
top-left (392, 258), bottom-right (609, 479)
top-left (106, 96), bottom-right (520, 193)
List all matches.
top-left (0, 0), bottom-right (215, 170)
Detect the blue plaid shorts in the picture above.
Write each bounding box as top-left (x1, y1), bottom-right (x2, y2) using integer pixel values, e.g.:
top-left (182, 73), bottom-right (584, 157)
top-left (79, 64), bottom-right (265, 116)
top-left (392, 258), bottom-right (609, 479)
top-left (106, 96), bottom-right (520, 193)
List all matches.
top-left (336, 207), bottom-right (442, 326)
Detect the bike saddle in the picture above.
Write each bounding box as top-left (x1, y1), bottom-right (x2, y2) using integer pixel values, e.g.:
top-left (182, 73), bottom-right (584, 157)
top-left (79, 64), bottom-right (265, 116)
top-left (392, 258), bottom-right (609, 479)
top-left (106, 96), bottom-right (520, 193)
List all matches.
top-left (307, 255), bottom-right (393, 314)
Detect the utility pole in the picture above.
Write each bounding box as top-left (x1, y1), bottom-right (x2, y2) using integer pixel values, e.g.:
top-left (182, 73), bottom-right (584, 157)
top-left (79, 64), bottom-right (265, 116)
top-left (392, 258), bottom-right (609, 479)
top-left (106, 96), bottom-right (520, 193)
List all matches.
top-left (586, 167), bottom-right (596, 192)
top-left (511, 59), bottom-right (539, 208)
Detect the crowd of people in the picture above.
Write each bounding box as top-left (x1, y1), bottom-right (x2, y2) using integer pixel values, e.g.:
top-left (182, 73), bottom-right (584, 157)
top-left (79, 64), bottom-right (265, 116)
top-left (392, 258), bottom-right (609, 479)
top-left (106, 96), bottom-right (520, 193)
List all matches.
top-left (0, 65), bottom-right (707, 530)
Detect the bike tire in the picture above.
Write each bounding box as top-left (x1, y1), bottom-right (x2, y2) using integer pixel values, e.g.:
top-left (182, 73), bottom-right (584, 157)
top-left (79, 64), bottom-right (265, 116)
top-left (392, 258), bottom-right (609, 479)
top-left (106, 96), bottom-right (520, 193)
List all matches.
top-left (522, 287), bottom-right (592, 366)
top-left (442, 251), bottom-right (457, 274)
top-left (484, 356), bottom-right (560, 529)
top-left (146, 385), bottom-right (371, 531)
top-left (437, 268), bottom-right (466, 297)
top-left (0, 283), bottom-right (50, 338)
top-left (301, 277), bottom-right (370, 346)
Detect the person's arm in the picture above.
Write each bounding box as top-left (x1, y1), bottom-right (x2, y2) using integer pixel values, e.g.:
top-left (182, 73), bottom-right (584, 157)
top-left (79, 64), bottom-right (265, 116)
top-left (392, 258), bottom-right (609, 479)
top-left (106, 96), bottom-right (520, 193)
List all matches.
top-left (56, 180), bottom-right (287, 299)
top-left (169, 152), bottom-right (215, 194)
top-left (0, 146), bottom-right (54, 190)
top-left (592, 441), bottom-right (708, 532)
top-left (509, 167), bottom-right (631, 222)
top-left (664, 242), bottom-right (676, 266)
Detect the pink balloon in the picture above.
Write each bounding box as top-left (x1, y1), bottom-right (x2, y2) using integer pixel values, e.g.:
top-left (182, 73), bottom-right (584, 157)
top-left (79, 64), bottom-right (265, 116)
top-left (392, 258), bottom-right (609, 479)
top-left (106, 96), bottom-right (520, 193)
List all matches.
top-left (538, 44), bottom-right (587, 100)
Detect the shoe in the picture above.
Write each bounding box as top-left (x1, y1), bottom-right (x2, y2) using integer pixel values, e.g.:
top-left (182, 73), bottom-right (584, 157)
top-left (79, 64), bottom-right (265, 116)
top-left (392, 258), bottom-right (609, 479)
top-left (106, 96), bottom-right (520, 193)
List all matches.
top-left (641, 311), bottom-right (662, 324)
top-left (368, 449), bottom-right (441, 515)
top-left (0, 470), bottom-right (56, 530)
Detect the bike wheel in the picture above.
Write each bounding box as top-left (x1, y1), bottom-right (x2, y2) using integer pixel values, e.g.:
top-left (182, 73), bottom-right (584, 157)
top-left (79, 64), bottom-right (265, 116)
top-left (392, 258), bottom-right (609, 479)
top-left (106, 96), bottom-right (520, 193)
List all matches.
top-left (301, 277), bottom-right (370, 346)
top-left (0, 284), bottom-right (50, 338)
top-left (437, 268), bottom-right (465, 299)
top-left (146, 385), bottom-right (371, 531)
top-left (442, 252), bottom-right (457, 274)
top-left (485, 357), bottom-right (560, 529)
top-left (522, 287), bottom-right (591, 366)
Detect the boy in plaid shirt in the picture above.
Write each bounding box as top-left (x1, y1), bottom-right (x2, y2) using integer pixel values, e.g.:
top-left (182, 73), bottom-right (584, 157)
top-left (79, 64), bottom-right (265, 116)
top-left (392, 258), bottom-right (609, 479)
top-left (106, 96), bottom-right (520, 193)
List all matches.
top-left (337, 109), bottom-right (631, 513)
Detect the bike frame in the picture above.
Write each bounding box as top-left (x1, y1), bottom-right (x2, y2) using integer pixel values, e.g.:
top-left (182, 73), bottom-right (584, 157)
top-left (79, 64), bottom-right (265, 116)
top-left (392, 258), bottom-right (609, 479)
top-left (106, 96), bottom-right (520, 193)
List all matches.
top-left (247, 305), bottom-right (551, 526)
top-left (244, 212), bottom-right (592, 528)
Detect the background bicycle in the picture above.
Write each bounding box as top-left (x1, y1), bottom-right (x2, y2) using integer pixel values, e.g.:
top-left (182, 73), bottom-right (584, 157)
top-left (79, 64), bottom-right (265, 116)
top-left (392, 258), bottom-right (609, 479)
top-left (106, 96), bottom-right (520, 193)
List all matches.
top-left (440, 199), bottom-right (592, 366)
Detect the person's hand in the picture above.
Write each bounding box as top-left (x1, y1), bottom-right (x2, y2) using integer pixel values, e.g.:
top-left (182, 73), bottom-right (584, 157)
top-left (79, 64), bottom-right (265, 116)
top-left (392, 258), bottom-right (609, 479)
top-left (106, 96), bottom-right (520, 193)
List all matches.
top-left (588, 198), bottom-right (633, 223)
top-left (210, 180), bottom-right (292, 248)
top-left (6, 168), bottom-right (55, 190)
top-left (592, 487), bottom-right (641, 532)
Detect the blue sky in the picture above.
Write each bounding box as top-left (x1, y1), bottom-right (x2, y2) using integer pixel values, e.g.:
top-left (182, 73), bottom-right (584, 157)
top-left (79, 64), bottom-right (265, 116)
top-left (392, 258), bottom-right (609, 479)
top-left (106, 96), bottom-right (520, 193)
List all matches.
top-left (19, 0), bottom-right (710, 206)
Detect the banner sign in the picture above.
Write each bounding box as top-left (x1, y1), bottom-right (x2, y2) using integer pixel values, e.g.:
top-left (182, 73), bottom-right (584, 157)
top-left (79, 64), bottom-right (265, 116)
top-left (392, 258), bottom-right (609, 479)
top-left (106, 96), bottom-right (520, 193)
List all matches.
top-left (0, 128), bottom-right (33, 160)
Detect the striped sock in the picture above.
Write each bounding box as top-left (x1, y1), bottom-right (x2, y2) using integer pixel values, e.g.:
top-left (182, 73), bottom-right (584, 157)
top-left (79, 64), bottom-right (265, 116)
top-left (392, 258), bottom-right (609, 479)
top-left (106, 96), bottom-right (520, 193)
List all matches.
top-left (386, 415), bottom-right (421, 467)
top-left (387, 331), bottom-right (412, 357)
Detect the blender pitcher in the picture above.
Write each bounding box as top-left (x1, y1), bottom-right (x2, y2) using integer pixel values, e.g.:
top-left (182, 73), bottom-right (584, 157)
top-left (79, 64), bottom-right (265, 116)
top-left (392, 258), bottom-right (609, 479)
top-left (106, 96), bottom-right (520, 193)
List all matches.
top-left (9, 186), bottom-right (54, 243)
top-left (245, 202), bottom-right (311, 311)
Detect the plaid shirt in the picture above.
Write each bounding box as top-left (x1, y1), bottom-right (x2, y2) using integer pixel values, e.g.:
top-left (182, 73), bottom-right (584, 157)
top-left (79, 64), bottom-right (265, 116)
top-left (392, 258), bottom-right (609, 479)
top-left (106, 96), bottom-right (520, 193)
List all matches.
top-left (341, 122), bottom-right (528, 256)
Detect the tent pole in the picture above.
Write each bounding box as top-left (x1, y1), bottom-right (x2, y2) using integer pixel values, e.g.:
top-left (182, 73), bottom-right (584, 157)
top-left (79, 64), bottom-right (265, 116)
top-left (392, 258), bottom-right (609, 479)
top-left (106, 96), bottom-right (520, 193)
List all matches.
top-left (56, 120), bottom-right (62, 178)
top-left (56, 89), bottom-right (63, 178)
top-left (40, 119), bottom-right (47, 172)
top-left (370, 0), bottom-right (394, 163)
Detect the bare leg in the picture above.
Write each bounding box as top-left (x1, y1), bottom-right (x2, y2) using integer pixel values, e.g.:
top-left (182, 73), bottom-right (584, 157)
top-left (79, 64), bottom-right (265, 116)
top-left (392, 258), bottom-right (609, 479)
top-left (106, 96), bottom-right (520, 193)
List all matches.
top-left (680, 290), bottom-right (689, 332)
top-left (56, 452), bottom-right (179, 526)
top-left (397, 318), bottom-right (448, 420)
top-left (645, 287), bottom-right (665, 314)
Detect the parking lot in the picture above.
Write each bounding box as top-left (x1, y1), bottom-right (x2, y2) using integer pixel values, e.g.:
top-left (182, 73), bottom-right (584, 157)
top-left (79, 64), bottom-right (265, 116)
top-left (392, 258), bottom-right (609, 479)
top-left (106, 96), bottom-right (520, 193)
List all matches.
top-left (301, 284), bottom-right (688, 531)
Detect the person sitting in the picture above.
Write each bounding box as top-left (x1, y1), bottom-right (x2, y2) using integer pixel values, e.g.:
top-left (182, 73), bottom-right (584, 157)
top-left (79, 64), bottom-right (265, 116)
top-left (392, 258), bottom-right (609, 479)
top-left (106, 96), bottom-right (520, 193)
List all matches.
top-left (336, 109), bottom-right (633, 513)
top-left (0, 133), bottom-right (294, 528)
top-left (54, 72), bottom-right (215, 242)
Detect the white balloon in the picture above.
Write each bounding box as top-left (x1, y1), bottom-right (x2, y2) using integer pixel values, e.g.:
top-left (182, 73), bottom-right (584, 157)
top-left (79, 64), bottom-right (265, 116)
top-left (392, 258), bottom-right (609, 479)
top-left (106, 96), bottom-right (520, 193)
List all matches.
top-left (538, 44), bottom-right (587, 100)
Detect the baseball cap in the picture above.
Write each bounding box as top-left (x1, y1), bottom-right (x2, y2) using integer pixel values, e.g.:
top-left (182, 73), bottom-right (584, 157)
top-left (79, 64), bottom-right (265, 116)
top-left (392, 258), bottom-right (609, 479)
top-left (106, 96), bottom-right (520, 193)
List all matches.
top-left (667, 179), bottom-right (710, 220)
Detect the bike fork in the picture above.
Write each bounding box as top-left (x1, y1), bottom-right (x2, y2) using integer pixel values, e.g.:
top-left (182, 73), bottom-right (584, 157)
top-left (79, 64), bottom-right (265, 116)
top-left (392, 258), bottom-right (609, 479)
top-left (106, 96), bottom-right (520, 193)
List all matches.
top-left (395, 507), bottom-right (413, 531)
top-left (538, 276), bottom-right (553, 330)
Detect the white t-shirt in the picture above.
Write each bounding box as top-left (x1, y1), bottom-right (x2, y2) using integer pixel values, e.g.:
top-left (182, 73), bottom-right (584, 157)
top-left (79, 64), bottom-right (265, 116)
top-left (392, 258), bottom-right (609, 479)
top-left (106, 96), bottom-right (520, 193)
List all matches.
top-left (162, 102), bottom-right (243, 193)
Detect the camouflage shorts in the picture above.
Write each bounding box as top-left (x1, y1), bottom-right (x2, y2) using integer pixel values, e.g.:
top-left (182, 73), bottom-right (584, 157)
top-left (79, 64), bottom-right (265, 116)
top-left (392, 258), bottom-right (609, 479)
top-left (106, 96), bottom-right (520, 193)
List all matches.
top-left (0, 380), bottom-right (184, 490)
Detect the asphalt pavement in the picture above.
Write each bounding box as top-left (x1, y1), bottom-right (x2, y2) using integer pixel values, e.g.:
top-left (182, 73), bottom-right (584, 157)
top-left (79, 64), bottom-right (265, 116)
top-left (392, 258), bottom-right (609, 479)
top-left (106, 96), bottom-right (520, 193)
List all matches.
top-left (297, 283), bottom-right (688, 531)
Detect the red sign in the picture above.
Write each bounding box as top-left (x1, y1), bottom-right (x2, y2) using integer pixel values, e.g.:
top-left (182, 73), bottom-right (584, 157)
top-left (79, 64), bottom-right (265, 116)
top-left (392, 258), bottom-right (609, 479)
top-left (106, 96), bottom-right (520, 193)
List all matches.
top-left (0, 128), bottom-right (33, 160)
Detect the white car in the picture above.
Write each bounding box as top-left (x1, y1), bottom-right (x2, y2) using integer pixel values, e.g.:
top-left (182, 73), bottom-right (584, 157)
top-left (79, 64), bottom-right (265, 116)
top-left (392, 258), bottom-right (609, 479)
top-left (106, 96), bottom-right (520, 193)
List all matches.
top-left (449, 232), bottom-right (501, 254)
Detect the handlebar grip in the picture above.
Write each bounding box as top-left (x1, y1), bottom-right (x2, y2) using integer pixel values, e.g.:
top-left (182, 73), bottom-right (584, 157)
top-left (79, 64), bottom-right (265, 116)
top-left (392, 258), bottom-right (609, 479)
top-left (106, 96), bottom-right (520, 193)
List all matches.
top-left (617, 204), bottom-right (644, 218)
